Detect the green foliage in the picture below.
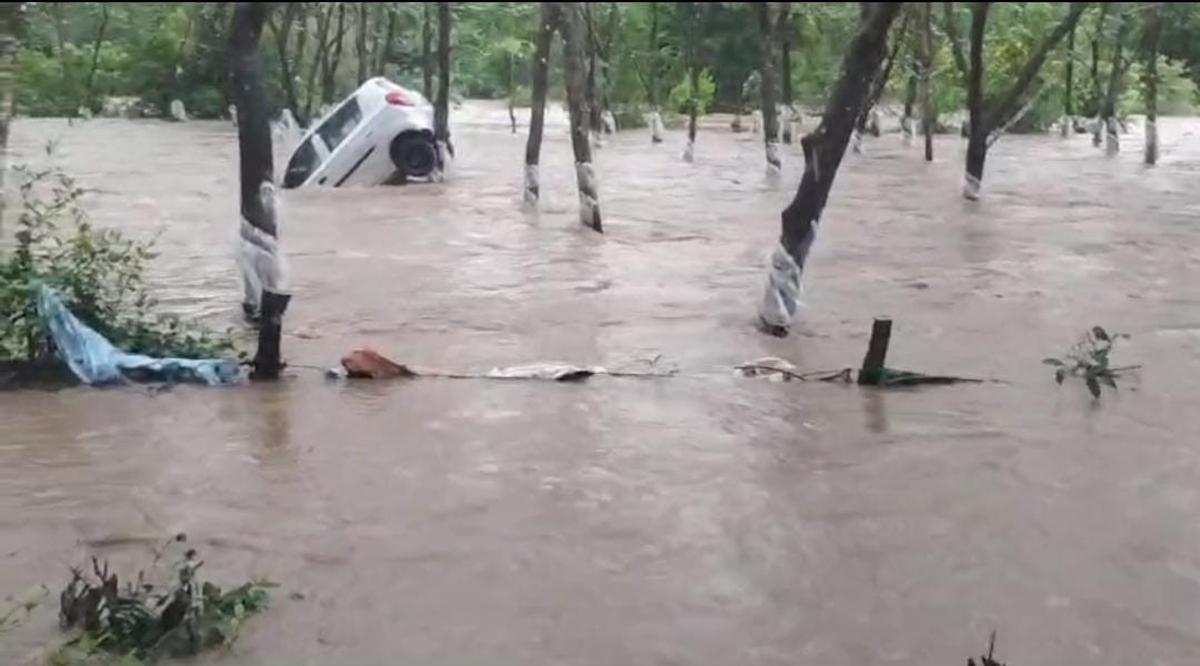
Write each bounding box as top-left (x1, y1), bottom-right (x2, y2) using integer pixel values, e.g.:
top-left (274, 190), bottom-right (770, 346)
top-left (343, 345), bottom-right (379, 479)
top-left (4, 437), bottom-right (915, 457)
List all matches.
top-left (667, 68), bottom-right (715, 115)
top-left (1043, 326), bottom-right (1138, 400)
top-left (0, 163), bottom-right (234, 362)
top-left (1124, 57), bottom-right (1199, 115)
top-left (54, 534), bottom-right (274, 665)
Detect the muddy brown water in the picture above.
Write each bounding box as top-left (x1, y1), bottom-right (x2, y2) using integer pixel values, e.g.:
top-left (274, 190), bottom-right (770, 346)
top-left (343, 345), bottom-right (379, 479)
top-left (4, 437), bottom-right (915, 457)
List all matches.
top-left (3, 105), bottom-right (1200, 665)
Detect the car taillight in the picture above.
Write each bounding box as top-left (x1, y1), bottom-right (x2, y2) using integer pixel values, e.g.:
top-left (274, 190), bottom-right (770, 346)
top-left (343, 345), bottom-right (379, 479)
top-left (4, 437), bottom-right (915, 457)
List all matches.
top-left (385, 91), bottom-right (412, 106)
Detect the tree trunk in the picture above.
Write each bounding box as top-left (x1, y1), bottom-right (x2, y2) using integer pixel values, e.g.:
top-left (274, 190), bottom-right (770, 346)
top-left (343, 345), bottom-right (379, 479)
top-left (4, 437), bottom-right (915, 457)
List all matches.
top-left (1089, 4), bottom-right (1107, 145)
top-left (523, 2), bottom-right (555, 204)
top-left (584, 4), bottom-right (601, 137)
top-left (270, 2), bottom-right (306, 127)
top-left (422, 3), bottom-right (433, 99)
top-left (963, 2), bottom-right (989, 200)
top-left (376, 4), bottom-right (395, 74)
top-left (901, 70), bottom-right (917, 140)
top-left (560, 2), bottom-right (602, 232)
top-left (681, 1), bottom-right (698, 161)
top-left (1143, 2), bottom-right (1164, 165)
top-left (356, 2), bottom-right (369, 84)
top-left (1102, 5), bottom-right (1130, 156)
top-left (434, 2), bottom-right (452, 167)
top-left (780, 4), bottom-right (793, 144)
top-left (84, 3), bottom-right (109, 113)
top-left (230, 2), bottom-right (289, 380)
top-left (856, 8), bottom-right (908, 146)
top-left (0, 4), bottom-right (19, 226)
top-left (757, 2), bottom-right (782, 175)
top-left (962, 2), bottom-right (1086, 199)
top-left (508, 53), bottom-right (517, 134)
top-left (303, 3), bottom-right (331, 121)
top-left (321, 3), bottom-right (347, 104)
top-left (1062, 22), bottom-right (1074, 136)
top-left (758, 3), bottom-right (903, 335)
top-left (917, 2), bottom-right (934, 161)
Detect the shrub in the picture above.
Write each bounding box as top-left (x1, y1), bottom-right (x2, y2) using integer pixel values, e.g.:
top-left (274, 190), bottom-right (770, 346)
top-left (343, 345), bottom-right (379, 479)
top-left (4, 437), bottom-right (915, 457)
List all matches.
top-left (0, 163), bottom-right (234, 362)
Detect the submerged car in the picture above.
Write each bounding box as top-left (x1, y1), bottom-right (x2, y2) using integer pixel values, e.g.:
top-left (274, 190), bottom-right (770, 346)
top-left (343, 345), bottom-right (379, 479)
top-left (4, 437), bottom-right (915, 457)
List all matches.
top-left (282, 77), bottom-right (438, 189)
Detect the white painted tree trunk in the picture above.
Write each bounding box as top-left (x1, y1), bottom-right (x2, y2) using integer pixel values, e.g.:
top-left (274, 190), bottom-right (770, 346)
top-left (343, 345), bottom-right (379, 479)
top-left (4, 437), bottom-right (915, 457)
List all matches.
top-left (1105, 116), bottom-right (1119, 155)
top-left (765, 140), bottom-right (781, 176)
top-left (681, 140), bottom-right (694, 163)
top-left (1059, 115), bottom-right (1070, 137)
top-left (575, 161), bottom-right (600, 228)
top-left (851, 129), bottom-right (863, 154)
top-left (522, 164), bottom-right (539, 206)
top-left (962, 172), bottom-right (981, 201)
top-left (648, 110), bottom-right (664, 143)
top-left (1144, 118), bottom-right (1158, 165)
top-left (601, 110), bottom-right (616, 134)
top-left (751, 109), bottom-right (762, 134)
top-left (169, 99), bottom-right (188, 122)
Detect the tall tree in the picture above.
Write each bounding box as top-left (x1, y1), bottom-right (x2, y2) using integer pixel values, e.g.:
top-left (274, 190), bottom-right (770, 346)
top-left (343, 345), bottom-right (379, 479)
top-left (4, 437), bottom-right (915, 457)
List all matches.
top-left (230, 2), bottom-right (289, 380)
top-left (0, 3), bottom-right (19, 226)
top-left (681, 1), bottom-right (700, 161)
top-left (758, 3), bottom-right (903, 336)
top-left (1143, 2), bottom-right (1164, 165)
top-left (1100, 4), bottom-right (1132, 156)
top-left (917, 2), bottom-right (934, 162)
top-left (434, 2), bottom-right (452, 168)
top-left (303, 3), bottom-right (333, 120)
top-left (523, 1), bottom-right (555, 204)
top-left (268, 2), bottom-right (306, 127)
top-left (83, 3), bottom-right (109, 112)
top-left (956, 2), bottom-right (1087, 200)
top-left (422, 3), bottom-right (433, 99)
top-left (356, 2), bottom-right (370, 84)
top-left (643, 2), bottom-right (664, 143)
top-left (560, 2), bottom-right (602, 232)
top-left (856, 8), bottom-right (910, 149)
top-left (756, 2), bottom-right (782, 175)
top-left (320, 3), bottom-right (347, 104)
top-left (1062, 22), bottom-right (1076, 136)
top-left (375, 3), bottom-right (395, 74)
top-left (779, 4), bottom-right (794, 143)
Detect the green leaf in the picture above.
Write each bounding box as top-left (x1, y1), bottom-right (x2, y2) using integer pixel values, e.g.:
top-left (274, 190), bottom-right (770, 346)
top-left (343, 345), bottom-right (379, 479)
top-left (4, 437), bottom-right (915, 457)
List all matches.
top-left (1086, 376), bottom-right (1102, 399)
top-left (1055, 368), bottom-right (1066, 385)
top-left (1101, 375), bottom-right (1118, 389)
top-left (1042, 358), bottom-right (1064, 366)
top-left (1092, 326), bottom-right (1109, 342)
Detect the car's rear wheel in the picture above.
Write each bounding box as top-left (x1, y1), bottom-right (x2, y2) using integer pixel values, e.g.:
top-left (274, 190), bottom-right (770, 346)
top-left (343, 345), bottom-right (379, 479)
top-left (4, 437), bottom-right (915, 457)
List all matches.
top-left (389, 135), bottom-right (437, 182)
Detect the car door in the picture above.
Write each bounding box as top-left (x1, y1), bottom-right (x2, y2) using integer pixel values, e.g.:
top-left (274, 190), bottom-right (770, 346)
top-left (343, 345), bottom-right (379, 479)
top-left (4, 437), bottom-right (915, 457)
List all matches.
top-left (282, 135), bottom-right (330, 188)
top-left (313, 98), bottom-right (377, 187)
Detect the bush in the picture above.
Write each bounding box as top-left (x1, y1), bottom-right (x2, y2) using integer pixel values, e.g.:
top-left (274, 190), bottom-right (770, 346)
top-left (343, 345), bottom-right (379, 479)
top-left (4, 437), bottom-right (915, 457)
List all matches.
top-left (667, 68), bottom-right (716, 115)
top-left (0, 164), bottom-right (234, 362)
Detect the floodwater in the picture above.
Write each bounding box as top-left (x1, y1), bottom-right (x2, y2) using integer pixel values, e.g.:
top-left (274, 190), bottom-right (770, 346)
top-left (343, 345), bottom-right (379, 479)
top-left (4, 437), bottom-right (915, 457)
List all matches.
top-left (3, 102), bottom-right (1200, 665)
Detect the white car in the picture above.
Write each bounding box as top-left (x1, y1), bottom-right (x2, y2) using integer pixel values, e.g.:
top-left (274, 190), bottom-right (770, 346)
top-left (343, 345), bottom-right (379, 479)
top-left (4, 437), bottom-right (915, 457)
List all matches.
top-left (282, 77), bottom-right (438, 189)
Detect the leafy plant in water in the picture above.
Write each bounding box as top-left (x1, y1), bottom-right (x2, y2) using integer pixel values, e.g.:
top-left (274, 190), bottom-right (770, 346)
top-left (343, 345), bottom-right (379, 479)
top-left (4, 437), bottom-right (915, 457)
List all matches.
top-left (1043, 326), bottom-right (1139, 399)
top-left (54, 534), bottom-right (274, 665)
top-left (0, 162), bottom-right (234, 363)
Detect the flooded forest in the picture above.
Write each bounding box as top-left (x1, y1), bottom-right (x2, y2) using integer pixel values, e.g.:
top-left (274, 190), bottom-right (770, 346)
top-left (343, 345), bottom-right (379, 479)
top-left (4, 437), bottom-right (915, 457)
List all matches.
top-left (3, 3), bottom-right (1200, 665)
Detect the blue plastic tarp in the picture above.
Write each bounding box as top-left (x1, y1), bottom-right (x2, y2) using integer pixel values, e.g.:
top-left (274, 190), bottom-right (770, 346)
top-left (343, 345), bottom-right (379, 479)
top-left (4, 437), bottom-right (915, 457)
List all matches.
top-left (36, 284), bottom-right (241, 386)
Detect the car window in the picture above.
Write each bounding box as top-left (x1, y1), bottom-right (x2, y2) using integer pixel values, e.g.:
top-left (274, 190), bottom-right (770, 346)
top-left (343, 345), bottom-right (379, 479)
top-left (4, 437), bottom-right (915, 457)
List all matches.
top-left (317, 99), bottom-right (363, 153)
top-left (283, 138), bottom-right (320, 188)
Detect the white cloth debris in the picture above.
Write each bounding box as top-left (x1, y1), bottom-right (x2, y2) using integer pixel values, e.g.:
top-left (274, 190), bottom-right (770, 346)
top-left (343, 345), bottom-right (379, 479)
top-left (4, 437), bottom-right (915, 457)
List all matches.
top-left (486, 363), bottom-right (603, 381)
top-left (758, 242), bottom-right (804, 329)
top-left (238, 182), bottom-right (290, 314)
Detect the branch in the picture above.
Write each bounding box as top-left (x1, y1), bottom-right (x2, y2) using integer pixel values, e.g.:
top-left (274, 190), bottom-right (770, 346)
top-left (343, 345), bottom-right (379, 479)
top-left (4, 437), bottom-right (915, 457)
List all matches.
top-left (988, 2), bottom-right (1089, 132)
top-left (942, 3), bottom-right (969, 82)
